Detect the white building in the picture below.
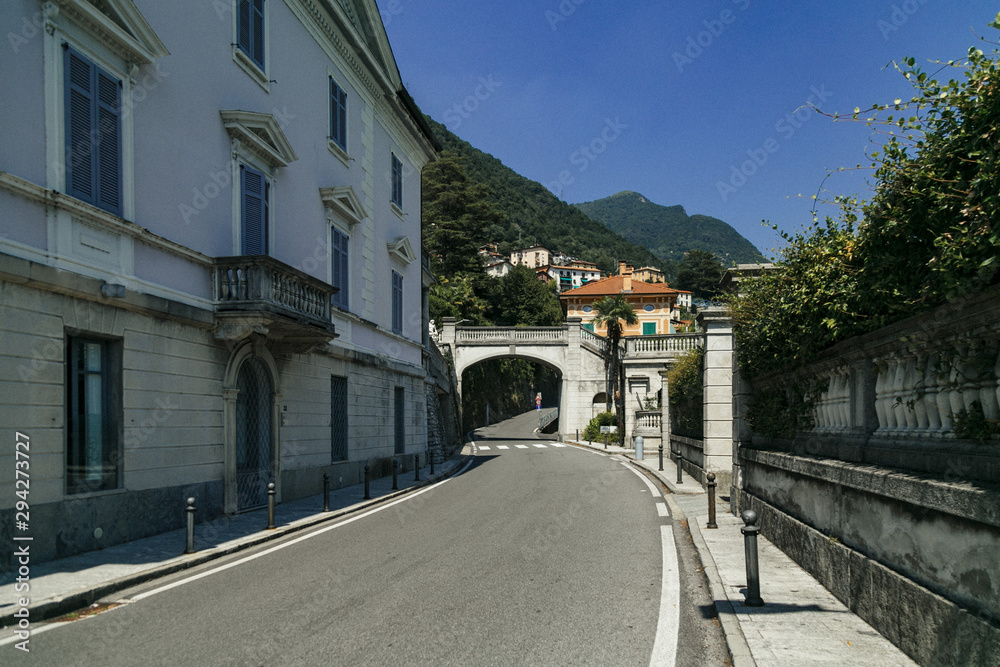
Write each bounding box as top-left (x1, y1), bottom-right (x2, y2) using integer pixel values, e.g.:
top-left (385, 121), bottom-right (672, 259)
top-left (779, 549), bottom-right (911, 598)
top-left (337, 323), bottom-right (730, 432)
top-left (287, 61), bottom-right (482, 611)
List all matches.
top-left (484, 259), bottom-right (513, 279)
top-left (0, 0), bottom-right (439, 567)
top-left (546, 262), bottom-right (601, 292)
top-left (510, 245), bottom-right (552, 268)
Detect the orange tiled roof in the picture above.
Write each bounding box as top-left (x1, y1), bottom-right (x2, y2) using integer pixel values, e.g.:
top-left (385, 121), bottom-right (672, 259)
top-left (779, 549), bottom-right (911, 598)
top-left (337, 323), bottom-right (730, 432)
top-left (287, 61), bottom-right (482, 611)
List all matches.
top-left (558, 275), bottom-right (680, 297)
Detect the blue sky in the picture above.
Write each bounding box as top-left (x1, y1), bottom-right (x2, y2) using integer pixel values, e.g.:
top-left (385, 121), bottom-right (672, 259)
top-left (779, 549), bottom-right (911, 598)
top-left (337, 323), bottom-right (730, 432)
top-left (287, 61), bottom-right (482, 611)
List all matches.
top-left (376, 1), bottom-right (998, 259)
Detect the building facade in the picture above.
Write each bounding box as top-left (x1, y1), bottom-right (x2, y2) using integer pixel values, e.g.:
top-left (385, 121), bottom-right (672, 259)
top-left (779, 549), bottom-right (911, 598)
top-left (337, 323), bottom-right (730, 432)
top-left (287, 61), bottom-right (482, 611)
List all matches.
top-left (559, 263), bottom-right (682, 335)
top-left (545, 261), bottom-right (601, 292)
top-left (510, 245), bottom-right (551, 269)
top-left (0, 0), bottom-right (439, 567)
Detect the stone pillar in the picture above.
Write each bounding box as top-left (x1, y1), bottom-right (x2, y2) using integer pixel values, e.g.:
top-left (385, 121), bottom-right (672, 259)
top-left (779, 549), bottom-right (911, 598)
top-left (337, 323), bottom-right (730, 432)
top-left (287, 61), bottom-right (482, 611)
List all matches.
top-left (697, 308), bottom-right (734, 490)
top-left (441, 317), bottom-right (457, 349)
top-left (562, 319), bottom-right (582, 439)
top-left (659, 369), bottom-right (671, 458)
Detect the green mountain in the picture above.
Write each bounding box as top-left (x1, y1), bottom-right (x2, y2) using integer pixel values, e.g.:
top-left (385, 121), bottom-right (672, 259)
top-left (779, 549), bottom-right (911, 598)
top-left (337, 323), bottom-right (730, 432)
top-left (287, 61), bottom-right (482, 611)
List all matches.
top-left (424, 117), bottom-right (663, 275)
top-left (575, 191), bottom-right (766, 266)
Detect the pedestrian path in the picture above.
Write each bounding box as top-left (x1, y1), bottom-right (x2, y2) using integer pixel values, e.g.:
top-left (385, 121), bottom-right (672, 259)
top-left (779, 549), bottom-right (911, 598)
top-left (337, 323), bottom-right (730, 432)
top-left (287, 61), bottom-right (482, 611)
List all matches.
top-left (565, 439), bottom-right (916, 666)
top-left (0, 456), bottom-right (467, 629)
top-left (473, 443), bottom-right (567, 451)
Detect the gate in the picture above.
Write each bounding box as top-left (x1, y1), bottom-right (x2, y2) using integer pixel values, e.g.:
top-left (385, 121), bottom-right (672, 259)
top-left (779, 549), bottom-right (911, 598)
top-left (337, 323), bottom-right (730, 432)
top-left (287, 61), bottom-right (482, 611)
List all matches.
top-left (235, 356), bottom-right (274, 510)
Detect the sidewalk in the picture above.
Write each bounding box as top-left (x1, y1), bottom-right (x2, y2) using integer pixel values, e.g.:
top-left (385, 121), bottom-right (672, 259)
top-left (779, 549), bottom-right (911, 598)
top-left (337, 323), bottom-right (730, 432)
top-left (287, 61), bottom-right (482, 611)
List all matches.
top-left (0, 455), bottom-right (469, 629)
top-left (567, 439), bottom-right (916, 667)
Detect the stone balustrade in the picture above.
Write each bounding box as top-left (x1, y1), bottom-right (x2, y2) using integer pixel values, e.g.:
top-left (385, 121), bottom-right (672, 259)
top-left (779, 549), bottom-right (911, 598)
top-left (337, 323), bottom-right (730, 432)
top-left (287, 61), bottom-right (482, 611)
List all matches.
top-left (456, 326), bottom-right (567, 345)
top-left (634, 410), bottom-right (662, 430)
top-left (626, 333), bottom-right (702, 356)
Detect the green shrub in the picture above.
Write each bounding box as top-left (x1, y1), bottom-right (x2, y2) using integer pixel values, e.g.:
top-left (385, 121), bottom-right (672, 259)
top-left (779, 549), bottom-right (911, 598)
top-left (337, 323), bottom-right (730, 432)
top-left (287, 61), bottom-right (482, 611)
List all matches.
top-left (667, 347), bottom-right (704, 437)
top-left (583, 412), bottom-right (620, 443)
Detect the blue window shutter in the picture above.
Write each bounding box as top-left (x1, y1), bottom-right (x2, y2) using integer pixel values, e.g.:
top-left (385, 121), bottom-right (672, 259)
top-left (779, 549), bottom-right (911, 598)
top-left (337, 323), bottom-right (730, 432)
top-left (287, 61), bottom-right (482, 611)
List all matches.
top-left (251, 0), bottom-right (265, 68)
top-left (241, 166), bottom-right (268, 255)
top-left (65, 48), bottom-right (94, 202)
top-left (330, 78), bottom-right (347, 150)
top-left (332, 228), bottom-right (349, 309)
top-left (392, 271), bottom-right (403, 334)
top-left (237, 0), bottom-right (251, 54)
top-left (95, 70), bottom-right (122, 215)
top-left (391, 154), bottom-right (403, 207)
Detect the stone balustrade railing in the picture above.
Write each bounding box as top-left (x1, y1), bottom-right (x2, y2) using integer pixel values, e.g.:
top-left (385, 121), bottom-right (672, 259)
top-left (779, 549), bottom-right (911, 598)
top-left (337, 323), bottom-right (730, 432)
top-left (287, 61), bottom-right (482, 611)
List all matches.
top-left (752, 287), bottom-right (1000, 444)
top-left (215, 255), bottom-right (334, 325)
top-left (625, 333), bottom-right (702, 356)
top-left (456, 326), bottom-right (567, 345)
top-left (634, 410), bottom-right (662, 430)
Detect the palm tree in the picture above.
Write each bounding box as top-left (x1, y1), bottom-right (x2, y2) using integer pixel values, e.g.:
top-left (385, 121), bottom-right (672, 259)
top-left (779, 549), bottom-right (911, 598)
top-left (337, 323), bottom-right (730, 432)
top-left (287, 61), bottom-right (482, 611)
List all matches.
top-left (592, 293), bottom-right (639, 438)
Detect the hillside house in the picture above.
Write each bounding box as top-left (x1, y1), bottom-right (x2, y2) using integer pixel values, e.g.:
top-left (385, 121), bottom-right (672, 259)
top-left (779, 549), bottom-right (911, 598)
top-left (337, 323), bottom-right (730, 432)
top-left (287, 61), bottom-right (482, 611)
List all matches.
top-left (559, 263), bottom-right (682, 335)
top-left (510, 245), bottom-right (552, 268)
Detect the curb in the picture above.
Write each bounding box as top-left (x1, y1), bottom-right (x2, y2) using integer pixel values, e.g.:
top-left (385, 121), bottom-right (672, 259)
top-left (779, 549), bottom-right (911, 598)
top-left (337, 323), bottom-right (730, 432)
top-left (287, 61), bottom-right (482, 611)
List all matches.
top-left (0, 456), bottom-right (472, 629)
top-left (626, 459), bottom-right (756, 667)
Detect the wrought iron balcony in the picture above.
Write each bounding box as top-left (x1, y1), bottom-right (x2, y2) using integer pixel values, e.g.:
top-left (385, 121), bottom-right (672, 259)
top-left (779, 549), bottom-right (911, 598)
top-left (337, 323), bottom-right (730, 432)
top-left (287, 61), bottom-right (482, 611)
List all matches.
top-left (213, 255), bottom-right (337, 349)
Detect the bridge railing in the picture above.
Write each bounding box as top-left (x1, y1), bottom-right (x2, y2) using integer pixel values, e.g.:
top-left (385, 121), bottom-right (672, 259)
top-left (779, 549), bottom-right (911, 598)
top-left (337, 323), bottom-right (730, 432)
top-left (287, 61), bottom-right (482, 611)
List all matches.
top-left (539, 407), bottom-right (559, 430)
top-left (456, 326), bottom-right (567, 345)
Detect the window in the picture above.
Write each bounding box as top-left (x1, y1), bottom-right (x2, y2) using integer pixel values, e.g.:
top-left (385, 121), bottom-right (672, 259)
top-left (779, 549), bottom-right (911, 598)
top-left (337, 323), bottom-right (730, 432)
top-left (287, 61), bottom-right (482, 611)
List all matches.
top-left (241, 165), bottom-right (269, 255)
top-left (583, 322), bottom-right (594, 332)
top-left (582, 305), bottom-right (593, 313)
top-left (66, 336), bottom-right (122, 494)
top-left (331, 227), bottom-right (349, 309)
top-left (64, 46), bottom-right (122, 217)
top-left (329, 77), bottom-right (347, 151)
top-left (331, 376), bottom-right (348, 462)
top-left (394, 386), bottom-right (405, 455)
top-left (391, 270), bottom-right (403, 334)
top-left (237, 0), bottom-right (265, 70)
top-left (642, 322), bottom-right (657, 335)
top-left (391, 153), bottom-right (403, 209)
top-left (643, 304), bottom-right (655, 312)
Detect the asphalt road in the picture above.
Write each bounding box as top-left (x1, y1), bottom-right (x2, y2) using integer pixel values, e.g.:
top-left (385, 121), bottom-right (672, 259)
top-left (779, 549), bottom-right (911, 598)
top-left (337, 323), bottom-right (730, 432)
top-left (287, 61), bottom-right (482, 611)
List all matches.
top-left (10, 411), bottom-right (728, 666)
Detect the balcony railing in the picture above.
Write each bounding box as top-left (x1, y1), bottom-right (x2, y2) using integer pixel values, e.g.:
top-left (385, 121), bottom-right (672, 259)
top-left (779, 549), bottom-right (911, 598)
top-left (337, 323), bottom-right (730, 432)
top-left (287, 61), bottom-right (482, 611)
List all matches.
top-left (214, 256), bottom-right (336, 338)
top-left (625, 333), bottom-right (702, 356)
top-left (634, 410), bottom-right (662, 430)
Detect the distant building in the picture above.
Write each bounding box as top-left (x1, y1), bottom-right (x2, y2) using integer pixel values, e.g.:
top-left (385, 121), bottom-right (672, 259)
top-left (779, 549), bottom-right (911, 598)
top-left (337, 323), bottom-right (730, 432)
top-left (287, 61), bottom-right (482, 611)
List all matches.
top-left (634, 266), bottom-right (666, 283)
top-left (511, 246), bottom-right (552, 269)
top-left (546, 262), bottom-right (602, 292)
top-left (719, 263), bottom-right (776, 295)
top-left (559, 263), bottom-right (683, 335)
top-left (484, 259), bottom-right (514, 278)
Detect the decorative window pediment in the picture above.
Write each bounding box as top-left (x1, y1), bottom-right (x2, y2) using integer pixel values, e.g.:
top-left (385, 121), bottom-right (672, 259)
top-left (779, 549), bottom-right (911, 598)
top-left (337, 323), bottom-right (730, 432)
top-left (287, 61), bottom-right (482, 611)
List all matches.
top-left (50, 0), bottom-right (169, 65)
top-left (220, 110), bottom-right (298, 169)
top-left (319, 186), bottom-right (367, 226)
top-left (387, 236), bottom-right (415, 265)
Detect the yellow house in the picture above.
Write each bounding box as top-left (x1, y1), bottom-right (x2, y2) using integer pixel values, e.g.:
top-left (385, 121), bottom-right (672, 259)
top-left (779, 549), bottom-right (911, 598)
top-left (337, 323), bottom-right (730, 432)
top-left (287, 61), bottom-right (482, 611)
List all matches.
top-left (559, 263), bottom-right (682, 335)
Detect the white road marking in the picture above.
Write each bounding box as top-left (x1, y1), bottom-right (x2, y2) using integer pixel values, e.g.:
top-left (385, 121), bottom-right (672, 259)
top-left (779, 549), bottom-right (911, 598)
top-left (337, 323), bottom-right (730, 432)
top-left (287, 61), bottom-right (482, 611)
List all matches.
top-left (550, 443), bottom-right (567, 448)
top-left (497, 445), bottom-right (509, 450)
top-left (621, 461), bottom-right (661, 496)
top-left (515, 445), bottom-right (529, 449)
top-left (656, 503), bottom-right (669, 517)
top-left (649, 524), bottom-right (680, 667)
top-left (533, 444), bottom-right (547, 448)
top-left (126, 460), bottom-right (475, 603)
top-left (479, 445), bottom-right (491, 450)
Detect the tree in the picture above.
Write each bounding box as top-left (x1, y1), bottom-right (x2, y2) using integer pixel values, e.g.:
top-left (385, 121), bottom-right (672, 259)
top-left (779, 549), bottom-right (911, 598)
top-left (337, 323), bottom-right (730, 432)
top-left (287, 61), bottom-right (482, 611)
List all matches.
top-left (675, 249), bottom-right (724, 299)
top-left (422, 151), bottom-right (505, 277)
top-left (489, 265), bottom-right (563, 326)
top-left (592, 293), bottom-right (639, 437)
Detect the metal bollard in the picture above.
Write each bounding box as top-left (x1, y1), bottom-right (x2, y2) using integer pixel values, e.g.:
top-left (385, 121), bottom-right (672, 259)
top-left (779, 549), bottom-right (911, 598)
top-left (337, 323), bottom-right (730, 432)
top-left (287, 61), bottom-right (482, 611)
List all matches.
top-left (363, 464), bottom-right (371, 500)
top-left (267, 482), bottom-right (276, 529)
top-left (392, 458), bottom-right (399, 490)
top-left (323, 473), bottom-right (330, 512)
top-left (675, 446), bottom-right (683, 484)
top-left (604, 434), bottom-right (608, 450)
top-left (414, 454), bottom-right (420, 482)
top-left (706, 472), bottom-right (718, 529)
top-left (658, 444), bottom-right (664, 471)
top-left (576, 429), bottom-right (579, 442)
top-left (740, 510), bottom-right (765, 606)
top-left (184, 497), bottom-right (196, 554)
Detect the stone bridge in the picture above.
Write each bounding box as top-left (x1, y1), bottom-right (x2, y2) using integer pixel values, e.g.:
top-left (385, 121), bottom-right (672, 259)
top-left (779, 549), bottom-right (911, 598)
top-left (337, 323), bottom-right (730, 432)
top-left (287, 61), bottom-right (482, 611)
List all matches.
top-left (437, 317), bottom-right (706, 441)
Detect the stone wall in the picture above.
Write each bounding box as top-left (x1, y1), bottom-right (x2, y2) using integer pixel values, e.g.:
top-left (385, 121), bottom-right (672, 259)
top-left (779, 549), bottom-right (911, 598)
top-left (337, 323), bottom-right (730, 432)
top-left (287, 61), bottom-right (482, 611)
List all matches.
top-left (735, 286), bottom-right (1000, 662)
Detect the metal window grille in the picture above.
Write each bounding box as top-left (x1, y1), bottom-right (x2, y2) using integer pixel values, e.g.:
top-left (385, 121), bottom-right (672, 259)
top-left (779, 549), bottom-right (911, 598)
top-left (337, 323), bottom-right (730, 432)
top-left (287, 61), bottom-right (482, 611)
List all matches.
top-left (331, 375), bottom-right (348, 462)
top-left (394, 386), bottom-right (405, 455)
top-left (236, 357), bottom-right (273, 510)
